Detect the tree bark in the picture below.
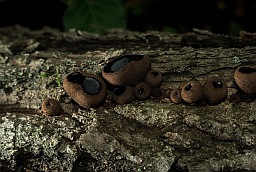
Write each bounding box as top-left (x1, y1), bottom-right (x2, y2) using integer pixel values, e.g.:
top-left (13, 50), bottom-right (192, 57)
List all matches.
top-left (0, 25), bottom-right (255, 172)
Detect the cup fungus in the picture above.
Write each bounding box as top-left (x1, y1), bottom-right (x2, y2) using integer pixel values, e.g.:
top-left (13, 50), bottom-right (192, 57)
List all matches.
top-left (203, 77), bottom-right (228, 104)
top-left (234, 66), bottom-right (256, 94)
top-left (102, 54), bottom-right (151, 86)
top-left (180, 80), bottom-right (203, 104)
top-left (144, 70), bottom-right (163, 88)
top-left (41, 98), bottom-right (62, 116)
top-left (63, 71), bottom-right (107, 108)
top-left (112, 86), bottom-right (135, 104)
top-left (230, 93), bottom-right (241, 103)
top-left (170, 88), bottom-right (182, 104)
top-left (134, 82), bottom-right (152, 100)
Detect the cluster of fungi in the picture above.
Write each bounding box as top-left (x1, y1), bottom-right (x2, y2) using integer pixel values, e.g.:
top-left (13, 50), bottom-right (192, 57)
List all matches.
top-left (41, 53), bottom-right (256, 116)
top-left (170, 77), bottom-right (228, 105)
top-left (62, 54), bottom-right (162, 109)
top-left (170, 65), bottom-right (256, 105)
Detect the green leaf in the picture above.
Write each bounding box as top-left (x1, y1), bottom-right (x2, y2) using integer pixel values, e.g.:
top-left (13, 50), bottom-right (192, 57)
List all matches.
top-left (63, 0), bottom-right (126, 33)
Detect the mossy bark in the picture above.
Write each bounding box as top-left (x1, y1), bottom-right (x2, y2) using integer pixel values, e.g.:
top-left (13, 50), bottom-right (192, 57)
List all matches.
top-left (0, 25), bottom-right (255, 171)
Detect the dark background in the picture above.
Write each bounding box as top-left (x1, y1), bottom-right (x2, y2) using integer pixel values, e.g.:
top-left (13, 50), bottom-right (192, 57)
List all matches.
top-left (0, 0), bottom-right (255, 36)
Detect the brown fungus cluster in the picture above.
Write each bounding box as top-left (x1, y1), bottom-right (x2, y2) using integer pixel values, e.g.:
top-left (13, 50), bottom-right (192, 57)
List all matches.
top-left (62, 54), bottom-right (163, 108)
top-left (60, 56), bottom-right (256, 109)
top-left (169, 64), bottom-right (256, 105)
top-left (170, 77), bottom-right (228, 105)
top-left (102, 54), bottom-right (162, 104)
top-left (168, 64), bottom-right (256, 105)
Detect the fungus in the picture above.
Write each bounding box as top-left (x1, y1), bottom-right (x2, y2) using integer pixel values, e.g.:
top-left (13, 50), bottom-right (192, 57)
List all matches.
top-left (203, 77), bottom-right (228, 104)
top-left (41, 98), bottom-right (62, 116)
top-left (170, 88), bottom-right (182, 104)
top-left (180, 80), bottom-right (203, 104)
top-left (234, 66), bottom-right (256, 94)
top-left (230, 93), bottom-right (241, 104)
top-left (102, 54), bottom-right (151, 86)
top-left (63, 71), bottom-right (107, 108)
top-left (112, 86), bottom-right (135, 104)
top-left (67, 71), bottom-right (85, 84)
top-left (134, 82), bottom-right (152, 100)
top-left (144, 70), bottom-right (163, 88)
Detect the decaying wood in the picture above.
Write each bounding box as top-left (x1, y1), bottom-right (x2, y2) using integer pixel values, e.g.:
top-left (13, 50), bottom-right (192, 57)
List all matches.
top-left (0, 25), bottom-right (255, 171)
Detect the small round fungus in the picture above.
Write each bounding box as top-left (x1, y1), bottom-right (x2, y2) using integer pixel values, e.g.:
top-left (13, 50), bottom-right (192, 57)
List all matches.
top-left (41, 98), bottom-right (62, 116)
top-left (134, 82), bottom-right (152, 100)
top-left (144, 70), bottom-right (163, 88)
top-left (170, 88), bottom-right (182, 104)
top-left (230, 93), bottom-right (241, 103)
top-left (181, 80), bottom-right (203, 104)
top-left (112, 86), bottom-right (135, 104)
top-left (234, 66), bottom-right (256, 94)
top-left (203, 76), bottom-right (228, 104)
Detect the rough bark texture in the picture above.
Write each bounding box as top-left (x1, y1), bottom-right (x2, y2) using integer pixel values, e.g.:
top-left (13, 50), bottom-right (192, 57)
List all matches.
top-left (0, 25), bottom-right (256, 172)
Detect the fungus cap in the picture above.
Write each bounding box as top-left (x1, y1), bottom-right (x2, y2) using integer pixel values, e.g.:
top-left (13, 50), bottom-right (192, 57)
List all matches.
top-left (144, 70), bottom-right (163, 88)
top-left (170, 88), bottom-right (182, 104)
top-left (134, 82), bottom-right (152, 100)
top-left (102, 54), bottom-right (151, 86)
top-left (41, 98), bottom-right (62, 116)
top-left (234, 66), bottom-right (256, 94)
top-left (181, 80), bottom-right (203, 103)
top-left (112, 86), bottom-right (135, 104)
top-left (203, 77), bottom-right (228, 104)
top-left (63, 71), bottom-right (107, 108)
